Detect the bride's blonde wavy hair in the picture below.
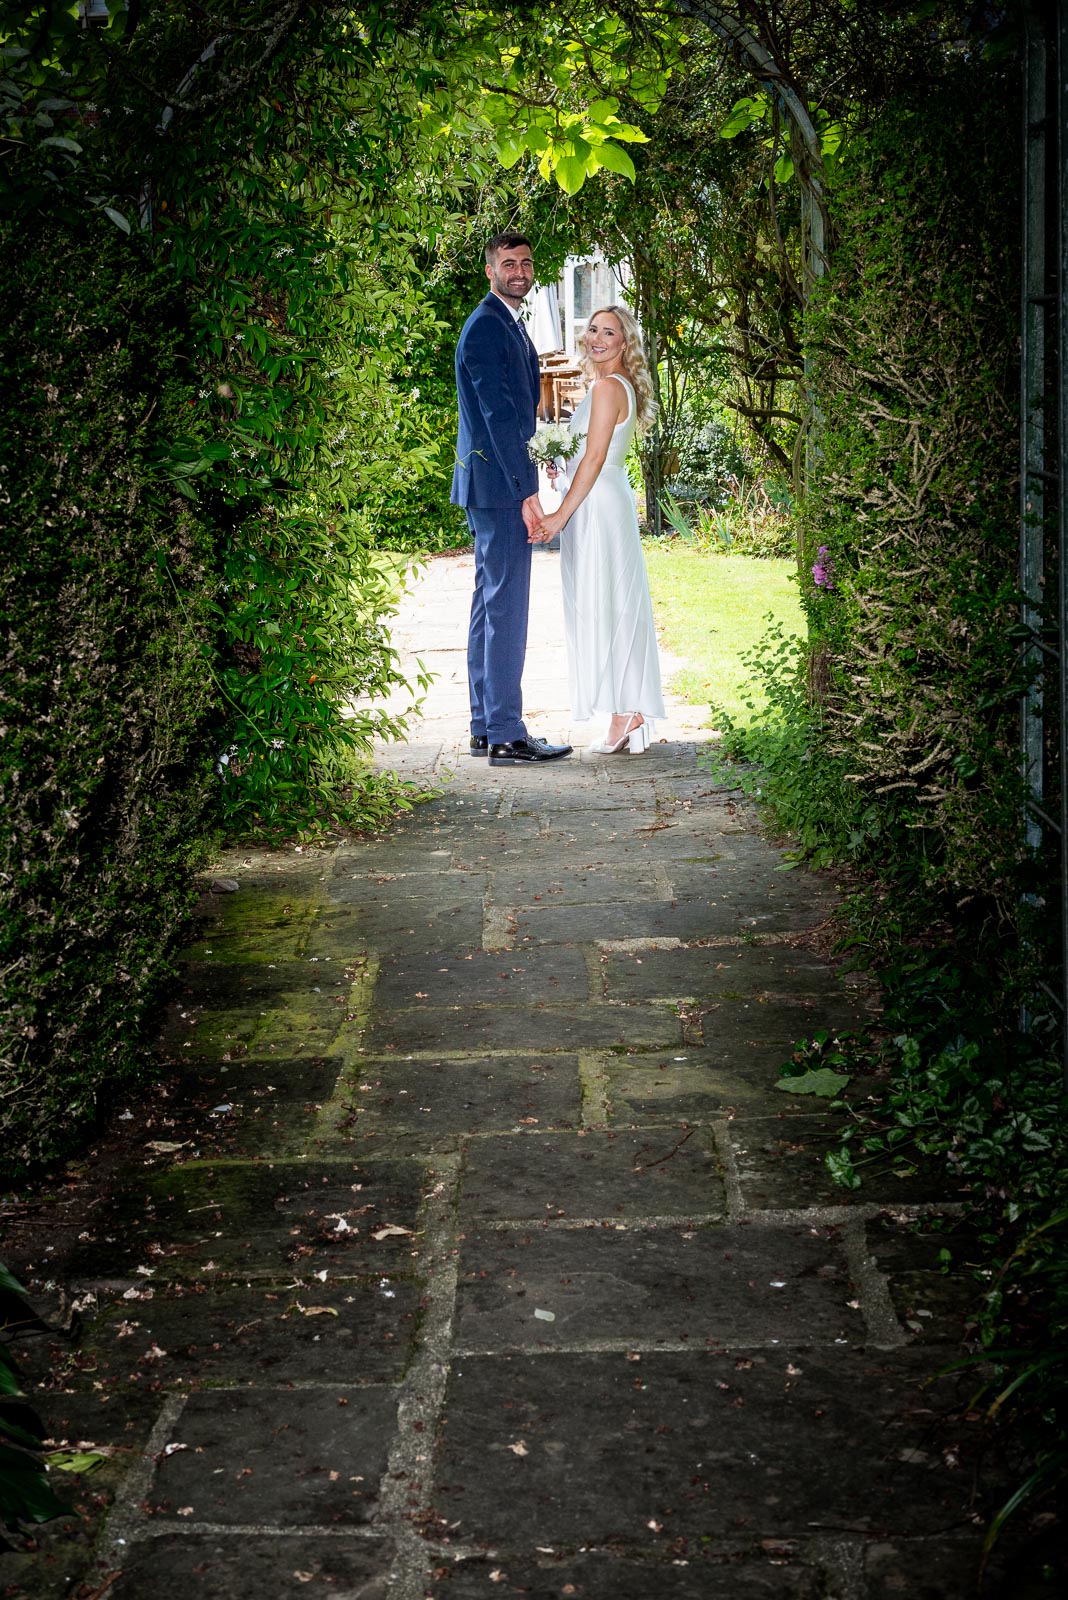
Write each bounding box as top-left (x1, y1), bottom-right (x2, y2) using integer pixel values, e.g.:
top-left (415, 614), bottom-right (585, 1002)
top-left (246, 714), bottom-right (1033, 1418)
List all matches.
top-left (580, 304), bottom-right (657, 435)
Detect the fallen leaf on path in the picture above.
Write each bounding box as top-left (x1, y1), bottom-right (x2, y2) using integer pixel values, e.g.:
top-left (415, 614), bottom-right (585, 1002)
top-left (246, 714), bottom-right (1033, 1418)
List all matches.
top-left (774, 1067), bottom-right (851, 1097)
top-left (371, 1224), bottom-right (414, 1240)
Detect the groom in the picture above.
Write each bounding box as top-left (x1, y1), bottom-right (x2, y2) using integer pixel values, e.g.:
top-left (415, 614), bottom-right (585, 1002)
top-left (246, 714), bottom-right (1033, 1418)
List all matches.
top-left (451, 232), bottom-right (572, 766)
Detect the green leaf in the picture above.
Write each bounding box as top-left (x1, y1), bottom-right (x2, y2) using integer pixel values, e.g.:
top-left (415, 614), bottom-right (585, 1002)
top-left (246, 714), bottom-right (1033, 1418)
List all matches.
top-left (103, 206), bottom-right (131, 234)
top-left (2, 1417), bottom-right (46, 1452)
top-left (38, 134), bottom-right (81, 153)
top-left (549, 152), bottom-right (584, 194)
top-left (44, 1450), bottom-right (107, 1476)
top-left (0, 1443), bottom-right (68, 1524)
top-left (603, 120), bottom-right (648, 145)
top-left (0, 1265), bottom-right (27, 1298)
top-left (495, 133), bottom-right (524, 169)
top-left (593, 141), bottom-right (635, 181)
top-left (776, 1067), bottom-right (852, 1097)
top-left (825, 1148), bottom-right (862, 1190)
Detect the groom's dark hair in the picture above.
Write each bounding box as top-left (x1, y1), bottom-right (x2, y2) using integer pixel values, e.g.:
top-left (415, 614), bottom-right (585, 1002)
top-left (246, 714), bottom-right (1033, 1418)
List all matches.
top-left (485, 231), bottom-right (532, 261)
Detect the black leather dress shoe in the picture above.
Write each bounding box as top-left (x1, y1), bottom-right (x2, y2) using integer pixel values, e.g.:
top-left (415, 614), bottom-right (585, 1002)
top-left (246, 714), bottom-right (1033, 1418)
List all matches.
top-left (470, 735), bottom-right (489, 756)
top-left (488, 736), bottom-right (573, 766)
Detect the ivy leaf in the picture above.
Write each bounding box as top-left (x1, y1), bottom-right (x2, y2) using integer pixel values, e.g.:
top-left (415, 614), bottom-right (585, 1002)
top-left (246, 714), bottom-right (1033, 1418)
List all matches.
top-left (825, 1149), bottom-right (862, 1191)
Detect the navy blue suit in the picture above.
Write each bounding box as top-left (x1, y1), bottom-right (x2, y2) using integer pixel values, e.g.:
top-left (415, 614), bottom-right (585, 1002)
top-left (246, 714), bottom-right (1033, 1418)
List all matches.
top-left (451, 292), bottom-right (540, 744)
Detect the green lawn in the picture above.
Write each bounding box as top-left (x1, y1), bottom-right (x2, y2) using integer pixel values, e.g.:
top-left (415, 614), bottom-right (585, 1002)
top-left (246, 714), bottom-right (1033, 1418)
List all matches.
top-left (643, 544), bottom-right (805, 727)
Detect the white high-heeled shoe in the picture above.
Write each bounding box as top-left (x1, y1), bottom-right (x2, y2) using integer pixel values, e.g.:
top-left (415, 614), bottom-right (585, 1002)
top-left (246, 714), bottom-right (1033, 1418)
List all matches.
top-left (591, 714), bottom-right (649, 755)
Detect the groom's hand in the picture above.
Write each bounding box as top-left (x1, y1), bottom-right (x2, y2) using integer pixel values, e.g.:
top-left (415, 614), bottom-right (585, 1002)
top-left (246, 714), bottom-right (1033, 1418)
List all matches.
top-left (521, 495), bottom-right (543, 534)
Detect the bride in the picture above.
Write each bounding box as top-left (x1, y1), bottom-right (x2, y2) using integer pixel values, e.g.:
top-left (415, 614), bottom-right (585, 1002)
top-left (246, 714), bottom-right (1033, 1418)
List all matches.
top-left (530, 304), bottom-right (665, 754)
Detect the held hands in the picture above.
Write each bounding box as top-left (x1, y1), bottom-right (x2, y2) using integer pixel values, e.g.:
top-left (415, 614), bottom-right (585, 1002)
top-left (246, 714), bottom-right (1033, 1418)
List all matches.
top-left (529, 508), bottom-right (566, 544)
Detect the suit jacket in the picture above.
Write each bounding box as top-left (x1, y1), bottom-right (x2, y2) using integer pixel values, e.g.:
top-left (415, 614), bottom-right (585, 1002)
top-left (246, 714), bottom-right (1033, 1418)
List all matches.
top-left (451, 292), bottom-right (540, 509)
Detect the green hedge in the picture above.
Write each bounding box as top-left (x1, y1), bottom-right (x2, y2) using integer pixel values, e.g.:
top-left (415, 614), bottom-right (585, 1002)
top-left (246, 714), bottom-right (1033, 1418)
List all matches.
top-left (0, 222), bottom-right (218, 1177)
top-left (798, 63), bottom-right (1022, 908)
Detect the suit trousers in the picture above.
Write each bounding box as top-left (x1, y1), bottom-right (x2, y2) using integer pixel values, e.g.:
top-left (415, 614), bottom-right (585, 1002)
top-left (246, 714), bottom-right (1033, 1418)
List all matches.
top-left (466, 503), bottom-right (532, 745)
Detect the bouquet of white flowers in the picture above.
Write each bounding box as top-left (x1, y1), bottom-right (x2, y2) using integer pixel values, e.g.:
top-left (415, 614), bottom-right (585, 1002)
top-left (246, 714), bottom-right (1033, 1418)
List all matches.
top-left (527, 421), bottom-right (581, 470)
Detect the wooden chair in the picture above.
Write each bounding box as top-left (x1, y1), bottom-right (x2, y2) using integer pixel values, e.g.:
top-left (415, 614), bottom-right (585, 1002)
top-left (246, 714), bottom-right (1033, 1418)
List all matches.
top-left (553, 375), bottom-right (587, 419)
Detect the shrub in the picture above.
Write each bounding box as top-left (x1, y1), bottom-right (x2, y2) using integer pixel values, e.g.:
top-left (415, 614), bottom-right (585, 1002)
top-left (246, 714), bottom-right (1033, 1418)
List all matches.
top-left (0, 222), bottom-right (220, 1177)
top-left (798, 66), bottom-right (1022, 912)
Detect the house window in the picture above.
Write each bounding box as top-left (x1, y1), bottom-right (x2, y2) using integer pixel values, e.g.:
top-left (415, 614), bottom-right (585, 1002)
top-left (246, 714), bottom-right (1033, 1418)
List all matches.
top-left (574, 263), bottom-right (595, 322)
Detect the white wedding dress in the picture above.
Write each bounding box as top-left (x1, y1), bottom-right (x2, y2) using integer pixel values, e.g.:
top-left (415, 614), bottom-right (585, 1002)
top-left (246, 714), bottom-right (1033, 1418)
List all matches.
top-left (560, 373), bottom-right (665, 729)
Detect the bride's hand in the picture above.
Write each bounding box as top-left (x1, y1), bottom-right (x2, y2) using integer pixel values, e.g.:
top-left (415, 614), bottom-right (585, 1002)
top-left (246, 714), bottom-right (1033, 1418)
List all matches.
top-left (530, 510), bottom-right (565, 543)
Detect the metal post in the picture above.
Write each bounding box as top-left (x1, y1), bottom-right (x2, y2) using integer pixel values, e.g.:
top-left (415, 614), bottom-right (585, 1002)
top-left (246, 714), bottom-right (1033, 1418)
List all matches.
top-left (1057, 0), bottom-right (1068, 1088)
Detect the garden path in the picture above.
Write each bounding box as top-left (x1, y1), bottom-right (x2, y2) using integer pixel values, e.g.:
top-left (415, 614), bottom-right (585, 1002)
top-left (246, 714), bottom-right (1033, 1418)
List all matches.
top-left (7, 551), bottom-right (995, 1599)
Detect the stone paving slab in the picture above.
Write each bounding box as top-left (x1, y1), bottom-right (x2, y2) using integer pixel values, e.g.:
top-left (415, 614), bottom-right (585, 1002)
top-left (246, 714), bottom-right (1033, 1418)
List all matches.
top-left (454, 1222), bottom-right (854, 1350)
top-left (161, 996), bottom-right (345, 1063)
top-left (601, 1051), bottom-right (847, 1121)
top-left (82, 1278), bottom-right (424, 1386)
top-left (112, 1534), bottom-right (395, 1600)
top-left (146, 1386), bottom-right (398, 1525)
top-left (512, 893), bottom-right (836, 943)
top-left (484, 862), bottom-right (670, 905)
top-left (693, 998), bottom-right (871, 1062)
top-left (334, 1055), bottom-right (583, 1138)
top-left (182, 924), bottom-right (314, 963)
top-left (67, 1160), bottom-right (426, 1282)
top-left (525, 807), bottom-right (752, 845)
top-left (508, 782), bottom-right (660, 812)
top-left (162, 1052), bottom-right (342, 1103)
top-left (309, 901), bottom-right (486, 955)
top-left (601, 943), bottom-right (853, 1002)
top-left (865, 1215), bottom-right (980, 1344)
top-left (161, 1096), bottom-right (324, 1158)
top-left (458, 1130), bottom-right (725, 1222)
top-left (34, 1385), bottom-right (162, 1457)
top-left (326, 869), bottom-right (490, 905)
top-left (374, 948), bottom-right (591, 1009)
top-left (436, 1552), bottom-right (823, 1598)
top-left (434, 1349), bottom-right (982, 1547)
top-left (363, 1002), bottom-right (683, 1055)
top-left (729, 1116), bottom-right (964, 1210)
top-left (171, 960), bottom-right (348, 1001)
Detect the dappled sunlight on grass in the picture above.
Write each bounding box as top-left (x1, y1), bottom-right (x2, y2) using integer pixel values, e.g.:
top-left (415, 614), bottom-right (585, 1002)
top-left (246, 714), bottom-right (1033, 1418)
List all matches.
top-left (643, 543), bottom-right (805, 727)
